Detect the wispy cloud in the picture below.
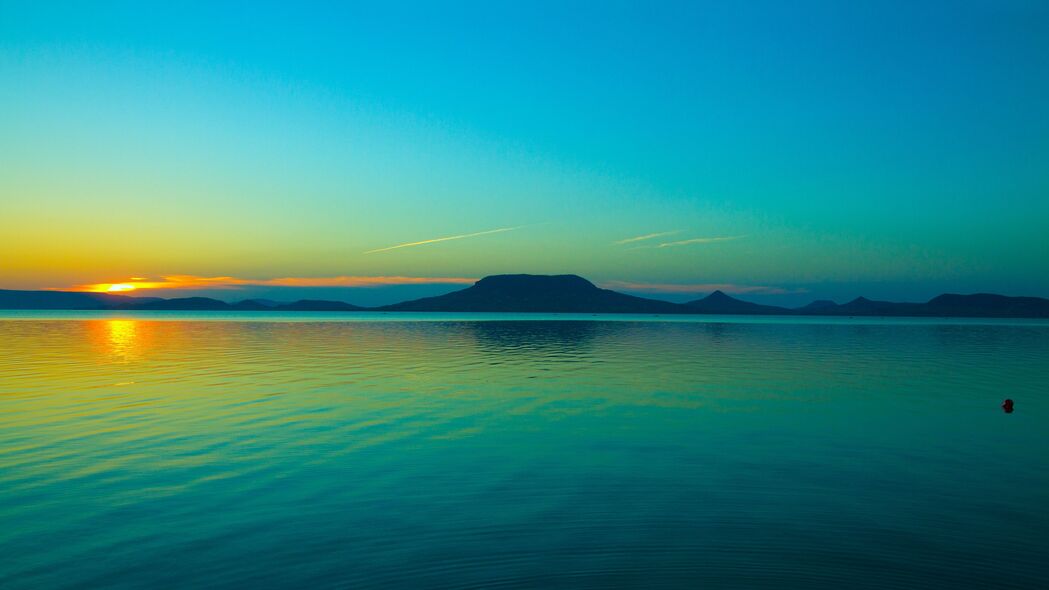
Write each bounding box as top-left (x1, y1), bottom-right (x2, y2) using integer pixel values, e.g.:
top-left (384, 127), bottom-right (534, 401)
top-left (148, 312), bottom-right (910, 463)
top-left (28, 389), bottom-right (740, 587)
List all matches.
top-left (656, 235), bottom-right (747, 248)
top-left (601, 281), bottom-right (806, 296)
top-left (364, 226), bottom-right (520, 254)
top-left (61, 275), bottom-right (477, 293)
top-left (627, 235), bottom-right (748, 250)
top-left (614, 230), bottom-right (679, 245)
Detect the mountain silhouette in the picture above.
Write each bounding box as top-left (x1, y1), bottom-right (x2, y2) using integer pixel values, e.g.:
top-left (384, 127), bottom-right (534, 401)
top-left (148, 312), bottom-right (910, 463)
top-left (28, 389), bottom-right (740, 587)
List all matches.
top-left (378, 274), bottom-right (681, 313)
top-left (3, 277), bottom-right (1048, 317)
top-left (798, 299), bottom-right (838, 311)
top-left (231, 299), bottom-right (276, 311)
top-left (275, 300), bottom-right (365, 311)
top-left (806, 296), bottom-right (922, 316)
top-left (682, 290), bottom-right (789, 314)
top-left (126, 297), bottom-right (232, 310)
top-left (922, 293), bottom-right (1049, 317)
top-left (0, 289), bottom-right (136, 309)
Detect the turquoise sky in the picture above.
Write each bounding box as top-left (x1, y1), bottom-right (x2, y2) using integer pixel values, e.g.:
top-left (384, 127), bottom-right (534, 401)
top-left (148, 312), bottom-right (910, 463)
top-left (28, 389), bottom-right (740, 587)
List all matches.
top-left (2, 1), bottom-right (1047, 305)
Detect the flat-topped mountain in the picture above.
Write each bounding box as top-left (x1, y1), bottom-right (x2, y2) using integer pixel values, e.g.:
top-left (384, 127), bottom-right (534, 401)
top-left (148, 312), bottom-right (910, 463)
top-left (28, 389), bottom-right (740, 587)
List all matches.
top-left (2, 277), bottom-right (1048, 317)
top-left (378, 274), bottom-right (681, 313)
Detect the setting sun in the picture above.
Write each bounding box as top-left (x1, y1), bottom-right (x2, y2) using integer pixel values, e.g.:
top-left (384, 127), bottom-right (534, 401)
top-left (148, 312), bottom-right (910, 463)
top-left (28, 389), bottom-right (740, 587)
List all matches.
top-left (106, 283), bottom-right (137, 293)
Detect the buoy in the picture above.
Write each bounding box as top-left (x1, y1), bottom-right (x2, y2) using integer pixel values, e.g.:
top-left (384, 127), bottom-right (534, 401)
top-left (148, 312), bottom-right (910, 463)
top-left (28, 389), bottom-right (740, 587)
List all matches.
top-left (1002, 399), bottom-right (1014, 413)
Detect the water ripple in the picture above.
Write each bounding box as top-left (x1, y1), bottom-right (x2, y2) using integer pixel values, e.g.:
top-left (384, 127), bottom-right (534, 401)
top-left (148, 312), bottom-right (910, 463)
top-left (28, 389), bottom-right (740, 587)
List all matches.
top-left (1, 318), bottom-right (1048, 588)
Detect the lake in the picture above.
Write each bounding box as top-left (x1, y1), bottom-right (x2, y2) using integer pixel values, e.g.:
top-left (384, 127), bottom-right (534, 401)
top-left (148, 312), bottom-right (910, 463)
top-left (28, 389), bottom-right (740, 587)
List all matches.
top-left (2, 314), bottom-right (1047, 588)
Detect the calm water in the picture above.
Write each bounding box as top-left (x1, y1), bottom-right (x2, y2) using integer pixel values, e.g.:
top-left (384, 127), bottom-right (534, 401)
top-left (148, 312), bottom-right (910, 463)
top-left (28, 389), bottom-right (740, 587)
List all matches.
top-left (2, 314), bottom-right (1048, 589)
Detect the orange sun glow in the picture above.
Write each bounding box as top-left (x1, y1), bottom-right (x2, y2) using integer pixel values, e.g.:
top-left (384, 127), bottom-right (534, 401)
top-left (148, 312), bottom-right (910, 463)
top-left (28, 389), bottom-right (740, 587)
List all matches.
top-left (106, 283), bottom-right (137, 293)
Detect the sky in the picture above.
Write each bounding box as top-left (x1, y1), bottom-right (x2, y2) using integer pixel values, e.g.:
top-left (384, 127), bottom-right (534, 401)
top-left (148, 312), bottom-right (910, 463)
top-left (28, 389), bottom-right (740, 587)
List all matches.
top-left (1, 1), bottom-right (1047, 306)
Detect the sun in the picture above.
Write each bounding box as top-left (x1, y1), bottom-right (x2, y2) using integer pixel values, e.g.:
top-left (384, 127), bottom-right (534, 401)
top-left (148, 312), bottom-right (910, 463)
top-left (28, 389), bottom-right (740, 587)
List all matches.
top-left (106, 283), bottom-right (137, 293)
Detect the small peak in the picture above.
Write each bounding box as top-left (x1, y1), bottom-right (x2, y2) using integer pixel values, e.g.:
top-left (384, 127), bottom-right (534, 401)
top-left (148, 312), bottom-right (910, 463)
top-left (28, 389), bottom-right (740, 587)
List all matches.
top-left (704, 290), bottom-right (734, 301)
top-left (800, 299), bottom-right (837, 310)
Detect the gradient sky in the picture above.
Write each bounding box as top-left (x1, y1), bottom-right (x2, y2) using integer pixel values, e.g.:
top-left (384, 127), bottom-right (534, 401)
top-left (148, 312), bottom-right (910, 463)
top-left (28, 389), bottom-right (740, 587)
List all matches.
top-left (2, 1), bottom-right (1047, 305)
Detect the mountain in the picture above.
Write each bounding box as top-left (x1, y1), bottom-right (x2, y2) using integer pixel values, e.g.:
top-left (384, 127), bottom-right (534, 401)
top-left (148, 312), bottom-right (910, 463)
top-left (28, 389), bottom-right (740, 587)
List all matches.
top-left (0, 290), bottom-right (363, 312)
top-left (802, 296), bottom-right (923, 316)
top-left (231, 299), bottom-right (274, 311)
top-left (379, 274), bottom-right (682, 313)
top-left (3, 279), bottom-right (1048, 317)
top-left (0, 289), bottom-right (135, 309)
top-left (791, 293), bottom-right (1049, 318)
top-left (682, 290), bottom-right (789, 315)
top-left (124, 297), bottom-right (232, 310)
top-left (126, 297), bottom-right (364, 312)
top-left (232, 298), bottom-right (283, 310)
top-left (797, 299), bottom-right (838, 312)
top-left (275, 300), bottom-right (365, 311)
top-left (923, 293), bottom-right (1049, 318)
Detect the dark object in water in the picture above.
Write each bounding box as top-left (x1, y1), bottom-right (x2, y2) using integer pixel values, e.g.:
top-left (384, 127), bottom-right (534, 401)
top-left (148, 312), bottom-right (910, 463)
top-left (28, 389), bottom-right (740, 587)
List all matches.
top-left (1002, 399), bottom-right (1014, 413)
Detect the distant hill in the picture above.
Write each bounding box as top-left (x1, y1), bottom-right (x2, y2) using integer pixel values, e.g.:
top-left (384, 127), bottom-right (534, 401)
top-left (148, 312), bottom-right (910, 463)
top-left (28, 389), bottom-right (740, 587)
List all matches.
top-left (797, 300), bottom-right (838, 312)
top-left (3, 279), bottom-right (1048, 317)
top-left (682, 290), bottom-right (789, 315)
top-left (793, 294), bottom-right (1049, 318)
top-left (801, 296), bottom-right (923, 317)
top-left (0, 289), bottom-right (135, 310)
top-left (232, 299), bottom-right (283, 310)
top-left (922, 293), bottom-right (1049, 318)
top-left (125, 296), bottom-right (232, 310)
top-left (0, 289), bottom-right (363, 313)
top-left (122, 297), bottom-right (365, 312)
top-left (275, 300), bottom-right (365, 311)
top-left (378, 274), bottom-right (682, 313)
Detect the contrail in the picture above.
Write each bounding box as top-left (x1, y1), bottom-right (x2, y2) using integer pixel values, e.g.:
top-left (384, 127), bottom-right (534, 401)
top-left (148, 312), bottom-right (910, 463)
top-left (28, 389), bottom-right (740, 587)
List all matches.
top-left (364, 226), bottom-right (520, 254)
top-left (657, 235), bottom-right (746, 248)
top-left (614, 230), bottom-right (680, 245)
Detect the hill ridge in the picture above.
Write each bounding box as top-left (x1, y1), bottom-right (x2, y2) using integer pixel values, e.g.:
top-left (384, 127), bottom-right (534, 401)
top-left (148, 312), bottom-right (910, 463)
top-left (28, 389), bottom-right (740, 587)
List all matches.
top-left (2, 275), bottom-right (1048, 317)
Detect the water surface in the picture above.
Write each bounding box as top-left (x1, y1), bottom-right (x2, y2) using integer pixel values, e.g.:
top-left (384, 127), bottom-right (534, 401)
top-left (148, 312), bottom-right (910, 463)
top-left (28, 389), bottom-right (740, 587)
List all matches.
top-left (2, 315), bottom-right (1047, 588)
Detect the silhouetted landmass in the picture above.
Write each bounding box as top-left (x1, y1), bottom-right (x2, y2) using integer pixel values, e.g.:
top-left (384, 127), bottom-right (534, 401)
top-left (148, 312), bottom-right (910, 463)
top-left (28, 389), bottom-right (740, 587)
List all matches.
top-left (0, 289), bottom-right (136, 310)
top-left (275, 300), bottom-right (365, 311)
top-left (804, 296), bottom-right (918, 316)
top-left (2, 276), bottom-right (1049, 317)
top-left (231, 299), bottom-right (275, 311)
top-left (803, 293), bottom-right (1049, 318)
top-left (798, 300), bottom-right (838, 312)
top-left (0, 290), bottom-right (361, 312)
top-left (682, 290), bottom-right (789, 315)
top-left (242, 299), bottom-right (282, 307)
top-left (127, 297), bottom-right (232, 310)
top-left (377, 274), bottom-right (681, 313)
top-left (923, 293), bottom-right (1049, 318)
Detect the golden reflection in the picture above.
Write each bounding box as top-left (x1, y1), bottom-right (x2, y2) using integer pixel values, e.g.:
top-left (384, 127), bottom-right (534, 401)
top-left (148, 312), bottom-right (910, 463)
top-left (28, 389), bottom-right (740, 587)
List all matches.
top-left (102, 320), bottom-right (141, 361)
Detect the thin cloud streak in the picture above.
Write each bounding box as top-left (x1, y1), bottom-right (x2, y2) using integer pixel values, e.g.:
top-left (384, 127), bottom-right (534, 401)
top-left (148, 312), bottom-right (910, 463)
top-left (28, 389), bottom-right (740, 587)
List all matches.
top-left (614, 230), bottom-right (679, 245)
top-left (364, 226), bottom-right (520, 254)
top-left (657, 235), bottom-right (747, 248)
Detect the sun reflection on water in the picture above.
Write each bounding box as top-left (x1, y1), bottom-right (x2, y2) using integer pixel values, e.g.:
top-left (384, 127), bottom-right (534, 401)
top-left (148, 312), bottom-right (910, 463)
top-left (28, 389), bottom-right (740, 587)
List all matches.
top-left (104, 320), bottom-right (140, 361)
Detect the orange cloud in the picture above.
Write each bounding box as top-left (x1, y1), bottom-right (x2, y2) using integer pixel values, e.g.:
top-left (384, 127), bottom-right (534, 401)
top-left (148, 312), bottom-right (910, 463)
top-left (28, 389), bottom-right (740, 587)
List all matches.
top-left (61, 275), bottom-right (478, 293)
